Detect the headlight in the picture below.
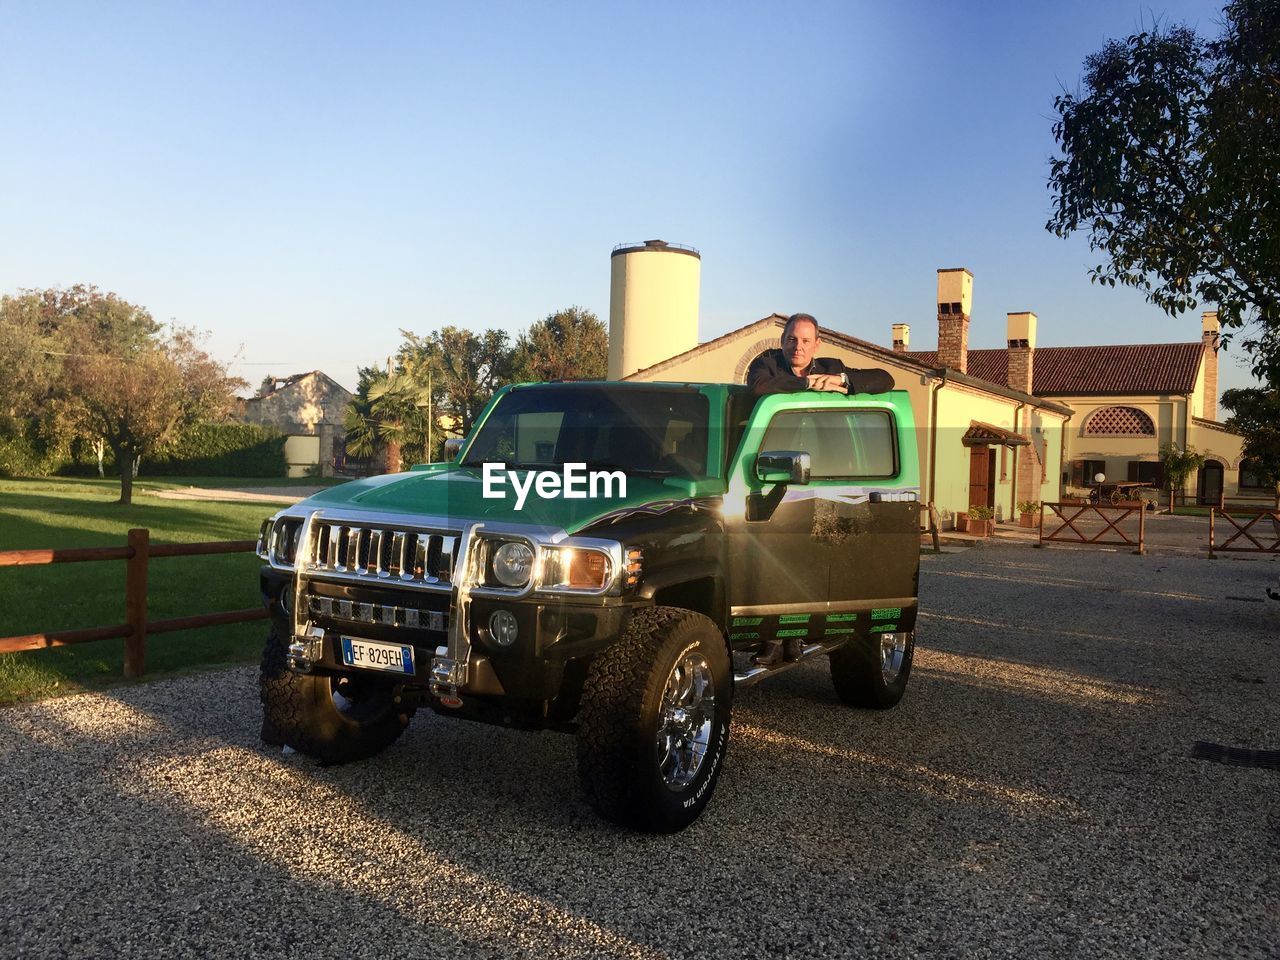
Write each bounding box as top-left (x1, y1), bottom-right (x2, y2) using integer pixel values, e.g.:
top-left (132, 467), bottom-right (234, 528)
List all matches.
top-left (491, 541), bottom-right (534, 588)
top-left (259, 516), bottom-right (302, 565)
top-left (540, 548), bottom-right (611, 590)
top-left (256, 519), bottom-right (273, 559)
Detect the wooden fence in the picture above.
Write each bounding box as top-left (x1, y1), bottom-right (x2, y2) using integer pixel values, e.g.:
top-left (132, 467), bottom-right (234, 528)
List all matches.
top-left (0, 528), bottom-right (267, 677)
top-left (1038, 502), bottom-right (1146, 554)
top-left (1209, 509), bottom-right (1280, 557)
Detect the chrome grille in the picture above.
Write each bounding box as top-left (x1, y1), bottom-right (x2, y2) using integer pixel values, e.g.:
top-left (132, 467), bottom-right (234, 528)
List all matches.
top-left (306, 521), bottom-right (461, 587)
top-left (306, 595), bottom-right (448, 631)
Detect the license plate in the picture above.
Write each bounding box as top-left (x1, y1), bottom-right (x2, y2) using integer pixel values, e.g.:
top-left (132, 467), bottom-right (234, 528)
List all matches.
top-left (341, 636), bottom-right (416, 676)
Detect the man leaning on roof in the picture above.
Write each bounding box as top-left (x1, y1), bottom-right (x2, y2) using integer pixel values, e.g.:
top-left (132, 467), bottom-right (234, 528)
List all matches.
top-left (747, 312), bottom-right (895, 396)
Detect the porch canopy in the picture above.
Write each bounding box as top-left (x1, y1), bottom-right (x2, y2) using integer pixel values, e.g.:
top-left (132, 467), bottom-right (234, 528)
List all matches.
top-left (962, 421), bottom-right (1031, 447)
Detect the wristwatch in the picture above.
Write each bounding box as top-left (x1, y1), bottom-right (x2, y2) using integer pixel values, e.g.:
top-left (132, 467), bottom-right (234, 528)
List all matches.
top-left (840, 372), bottom-right (849, 387)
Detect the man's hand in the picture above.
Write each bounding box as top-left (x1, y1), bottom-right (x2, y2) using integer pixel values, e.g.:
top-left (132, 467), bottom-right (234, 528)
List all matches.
top-left (806, 373), bottom-right (847, 393)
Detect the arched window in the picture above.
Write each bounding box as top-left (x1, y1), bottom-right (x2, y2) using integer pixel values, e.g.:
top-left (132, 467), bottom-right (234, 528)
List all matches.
top-left (1084, 406), bottom-right (1155, 436)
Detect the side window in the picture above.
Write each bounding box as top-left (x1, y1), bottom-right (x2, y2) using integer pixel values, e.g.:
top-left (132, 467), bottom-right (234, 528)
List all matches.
top-left (761, 409), bottom-right (897, 479)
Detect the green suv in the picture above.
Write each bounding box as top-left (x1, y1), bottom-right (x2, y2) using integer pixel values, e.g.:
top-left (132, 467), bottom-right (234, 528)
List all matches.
top-left (258, 381), bottom-right (921, 831)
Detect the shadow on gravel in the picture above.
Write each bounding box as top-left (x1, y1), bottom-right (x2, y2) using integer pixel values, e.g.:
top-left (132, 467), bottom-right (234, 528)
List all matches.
top-left (3, 545), bottom-right (1278, 959)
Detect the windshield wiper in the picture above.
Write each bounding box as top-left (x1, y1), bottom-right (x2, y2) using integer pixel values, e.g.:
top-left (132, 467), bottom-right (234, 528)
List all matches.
top-left (584, 461), bottom-right (675, 477)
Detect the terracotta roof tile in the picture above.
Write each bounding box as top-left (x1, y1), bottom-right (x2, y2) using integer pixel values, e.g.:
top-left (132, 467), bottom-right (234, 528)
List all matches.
top-left (963, 421), bottom-right (1030, 446)
top-left (907, 343), bottom-right (1204, 395)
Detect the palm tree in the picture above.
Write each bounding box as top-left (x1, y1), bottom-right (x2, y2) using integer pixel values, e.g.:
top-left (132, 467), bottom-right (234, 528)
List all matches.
top-left (343, 362), bottom-right (434, 473)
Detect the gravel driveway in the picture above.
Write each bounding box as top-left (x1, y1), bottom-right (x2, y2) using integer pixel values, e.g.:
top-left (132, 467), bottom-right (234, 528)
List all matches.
top-left (2, 545), bottom-right (1277, 959)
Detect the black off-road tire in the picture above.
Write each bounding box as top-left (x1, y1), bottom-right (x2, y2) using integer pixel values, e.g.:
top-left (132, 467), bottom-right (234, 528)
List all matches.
top-left (576, 607), bottom-right (732, 833)
top-left (259, 628), bottom-right (412, 764)
top-left (829, 630), bottom-right (914, 709)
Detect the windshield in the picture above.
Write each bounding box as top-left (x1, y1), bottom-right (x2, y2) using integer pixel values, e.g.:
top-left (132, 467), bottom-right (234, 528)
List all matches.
top-left (462, 387), bottom-right (711, 478)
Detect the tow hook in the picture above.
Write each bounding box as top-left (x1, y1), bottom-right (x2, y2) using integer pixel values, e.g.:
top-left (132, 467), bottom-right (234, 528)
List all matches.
top-left (430, 654), bottom-right (466, 708)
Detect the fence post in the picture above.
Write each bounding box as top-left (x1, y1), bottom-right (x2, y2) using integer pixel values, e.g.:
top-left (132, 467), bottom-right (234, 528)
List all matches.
top-left (927, 501), bottom-right (941, 553)
top-left (1135, 504), bottom-right (1145, 555)
top-left (124, 528), bottom-right (149, 678)
top-left (1209, 509), bottom-right (1216, 559)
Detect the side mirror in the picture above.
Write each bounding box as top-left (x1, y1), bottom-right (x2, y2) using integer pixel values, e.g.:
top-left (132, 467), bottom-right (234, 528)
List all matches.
top-left (756, 450), bottom-right (810, 485)
top-left (443, 437), bottom-right (465, 461)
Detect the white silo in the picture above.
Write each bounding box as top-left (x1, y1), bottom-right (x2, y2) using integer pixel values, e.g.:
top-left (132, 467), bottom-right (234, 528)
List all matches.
top-left (608, 239), bottom-right (700, 380)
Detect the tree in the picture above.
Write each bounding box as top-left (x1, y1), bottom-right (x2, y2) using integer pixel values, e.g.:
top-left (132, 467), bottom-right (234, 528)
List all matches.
top-left (342, 362), bottom-right (434, 473)
top-left (0, 285), bottom-right (159, 447)
top-left (510, 306), bottom-right (608, 383)
top-left (397, 326), bottom-right (513, 439)
top-left (1047, 0), bottom-right (1280, 379)
top-left (61, 323), bottom-right (243, 504)
top-left (1221, 385), bottom-right (1280, 506)
top-left (1159, 441), bottom-right (1206, 510)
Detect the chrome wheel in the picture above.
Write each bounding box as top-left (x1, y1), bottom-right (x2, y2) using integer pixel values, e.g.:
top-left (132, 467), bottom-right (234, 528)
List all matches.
top-left (656, 652), bottom-right (716, 789)
top-left (880, 632), bottom-right (908, 684)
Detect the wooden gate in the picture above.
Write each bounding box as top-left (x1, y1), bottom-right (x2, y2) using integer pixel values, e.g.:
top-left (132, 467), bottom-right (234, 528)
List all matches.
top-left (1038, 502), bottom-right (1146, 554)
top-left (1209, 509), bottom-right (1280, 556)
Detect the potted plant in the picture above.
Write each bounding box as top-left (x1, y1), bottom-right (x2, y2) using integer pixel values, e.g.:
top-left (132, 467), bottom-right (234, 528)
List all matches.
top-left (1017, 500), bottom-right (1040, 528)
top-left (967, 504), bottom-right (994, 537)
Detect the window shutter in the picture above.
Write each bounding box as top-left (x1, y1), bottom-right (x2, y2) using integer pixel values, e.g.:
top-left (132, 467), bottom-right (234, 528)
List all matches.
top-left (1071, 459), bottom-right (1084, 487)
top-left (1127, 461), bottom-right (1140, 482)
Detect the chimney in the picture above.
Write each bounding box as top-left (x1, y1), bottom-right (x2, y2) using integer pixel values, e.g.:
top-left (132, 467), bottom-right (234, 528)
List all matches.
top-left (1006, 311), bottom-right (1037, 395)
top-left (1201, 311), bottom-right (1220, 420)
top-left (936, 268), bottom-right (972, 373)
top-left (892, 323), bottom-right (910, 352)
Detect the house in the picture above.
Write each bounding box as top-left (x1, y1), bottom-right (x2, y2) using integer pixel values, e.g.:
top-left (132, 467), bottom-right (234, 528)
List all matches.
top-left (903, 308), bottom-right (1256, 506)
top-left (238, 371), bottom-right (353, 477)
top-left (613, 259), bottom-right (1259, 521)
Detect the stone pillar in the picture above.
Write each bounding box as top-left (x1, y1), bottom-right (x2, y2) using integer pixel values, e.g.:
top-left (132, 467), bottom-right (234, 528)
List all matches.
top-left (936, 268), bottom-right (972, 373)
top-left (318, 423), bottom-right (335, 478)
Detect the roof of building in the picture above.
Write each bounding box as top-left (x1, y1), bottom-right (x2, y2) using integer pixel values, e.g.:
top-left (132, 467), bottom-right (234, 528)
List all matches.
top-left (625, 316), bottom-right (1072, 415)
top-left (906, 343), bottom-right (1205, 396)
top-left (248, 370), bottom-right (352, 401)
top-left (1192, 416), bottom-right (1241, 436)
top-left (963, 421), bottom-right (1030, 447)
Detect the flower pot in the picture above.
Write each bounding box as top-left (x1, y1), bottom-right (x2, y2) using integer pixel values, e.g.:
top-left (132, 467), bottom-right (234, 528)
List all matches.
top-left (968, 518), bottom-right (993, 537)
top-left (1018, 513), bottom-right (1038, 528)
top-left (954, 514), bottom-right (969, 532)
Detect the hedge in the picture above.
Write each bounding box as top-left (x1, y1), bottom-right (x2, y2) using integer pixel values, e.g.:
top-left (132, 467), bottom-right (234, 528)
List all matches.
top-left (146, 422), bottom-right (287, 476)
top-left (0, 422), bottom-right (288, 478)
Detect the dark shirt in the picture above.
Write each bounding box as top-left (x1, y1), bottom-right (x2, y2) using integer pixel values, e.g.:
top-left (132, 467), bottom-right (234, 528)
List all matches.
top-left (746, 349), bottom-right (896, 396)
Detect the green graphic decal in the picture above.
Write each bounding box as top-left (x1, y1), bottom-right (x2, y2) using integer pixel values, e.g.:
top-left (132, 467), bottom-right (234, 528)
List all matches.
top-left (776, 628), bottom-right (808, 637)
top-left (871, 607), bottom-right (902, 621)
top-left (778, 614), bottom-right (811, 624)
top-left (730, 631), bottom-right (760, 640)
top-left (824, 627), bottom-right (858, 635)
top-left (870, 624), bottom-right (898, 633)
top-left (827, 613), bottom-right (858, 622)
top-left (732, 616), bottom-right (764, 626)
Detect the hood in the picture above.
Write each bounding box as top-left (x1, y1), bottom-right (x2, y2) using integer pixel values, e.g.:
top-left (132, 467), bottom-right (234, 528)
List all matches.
top-left (300, 464), bottom-right (724, 534)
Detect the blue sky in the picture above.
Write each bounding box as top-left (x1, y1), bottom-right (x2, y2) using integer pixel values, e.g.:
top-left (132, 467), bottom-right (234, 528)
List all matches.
top-left (1, 0), bottom-right (1255, 397)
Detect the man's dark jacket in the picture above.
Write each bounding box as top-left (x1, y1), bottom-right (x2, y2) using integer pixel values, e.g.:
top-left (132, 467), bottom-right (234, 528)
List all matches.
top-left (746, 349), bottom-right (896, 396)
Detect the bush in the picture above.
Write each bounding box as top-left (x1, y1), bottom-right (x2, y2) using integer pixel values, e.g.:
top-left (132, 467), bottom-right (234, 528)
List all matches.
top-left (1017, 500), bottom-right (1040, 515)
top-left (146, 422), bottom-right (287, 477)
top-left (968, 504), bottom-right (994, 520)
top-left (0, 433), bottom-right (61, 478)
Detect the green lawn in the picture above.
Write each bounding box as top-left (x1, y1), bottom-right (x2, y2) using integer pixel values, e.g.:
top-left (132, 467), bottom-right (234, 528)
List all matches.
top-left (0, 476), bottom-right (343, 704)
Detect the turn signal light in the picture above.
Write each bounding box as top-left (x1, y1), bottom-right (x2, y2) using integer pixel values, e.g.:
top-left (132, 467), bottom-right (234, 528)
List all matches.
top-left (625, 547), bottom-right (643, 587)
top-left (541, 548), bottom-right (611, 590)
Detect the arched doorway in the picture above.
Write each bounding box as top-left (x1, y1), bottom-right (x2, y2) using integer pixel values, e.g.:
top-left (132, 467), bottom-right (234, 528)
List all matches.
top-left (1197, 461), bottom-right (1224, 505)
